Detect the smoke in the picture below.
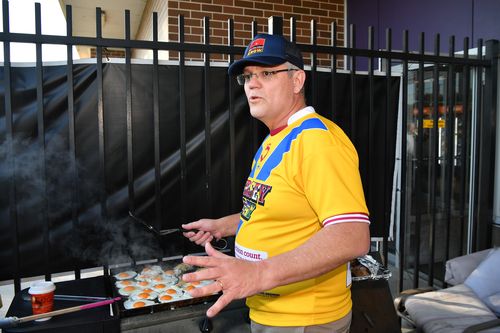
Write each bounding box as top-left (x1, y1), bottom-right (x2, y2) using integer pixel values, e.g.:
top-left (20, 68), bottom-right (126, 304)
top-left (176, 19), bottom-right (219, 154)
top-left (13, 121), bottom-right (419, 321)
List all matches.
top-left (69, 216), bottom-right (162, 267)
top-left (0, 134), bottom-right (163, 272)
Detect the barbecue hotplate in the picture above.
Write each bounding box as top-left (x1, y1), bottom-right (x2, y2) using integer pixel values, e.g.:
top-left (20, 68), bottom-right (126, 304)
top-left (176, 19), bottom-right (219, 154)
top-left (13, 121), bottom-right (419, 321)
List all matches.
top-left (109, 259), bottom-right (220, 318)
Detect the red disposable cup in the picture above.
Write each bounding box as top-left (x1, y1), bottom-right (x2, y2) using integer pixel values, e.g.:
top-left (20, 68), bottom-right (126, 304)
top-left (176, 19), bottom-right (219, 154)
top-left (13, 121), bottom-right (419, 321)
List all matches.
top-left (28, 281), bottom-right (56, 321)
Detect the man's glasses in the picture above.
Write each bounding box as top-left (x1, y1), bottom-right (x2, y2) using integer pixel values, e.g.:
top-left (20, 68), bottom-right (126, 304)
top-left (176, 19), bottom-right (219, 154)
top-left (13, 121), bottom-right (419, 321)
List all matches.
top-left (236, 68), bottom-right (298, 86)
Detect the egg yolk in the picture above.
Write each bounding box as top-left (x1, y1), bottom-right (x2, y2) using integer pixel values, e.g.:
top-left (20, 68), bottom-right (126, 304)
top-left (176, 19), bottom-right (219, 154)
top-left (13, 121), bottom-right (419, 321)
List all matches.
top-left (142, 288), bottom-right (154, 293)
top-left (185, 285), bottom-right (195, 291)
top-left (133, 301), bottom-right (146, 308)
top-left (118, 272), bottom-right (129, 278)
top-left (164, 269), bottom-right (174, 275)
top-left (137, 292), bottom-right (149, 299)
top-left (155, 284), bottom-right (166, 289)
top-left (166, 289), bottom-right (177, 294)
top-left (191, 281), bottom-right (201, 286)
top-left (138, 281), bottom-right (149, 286)
top-left (122, 281), bottom-right (133, 286)
top-left (124, 286), bottom-right (136, 292)
top-left (160, 295), bottom-right (173, 301)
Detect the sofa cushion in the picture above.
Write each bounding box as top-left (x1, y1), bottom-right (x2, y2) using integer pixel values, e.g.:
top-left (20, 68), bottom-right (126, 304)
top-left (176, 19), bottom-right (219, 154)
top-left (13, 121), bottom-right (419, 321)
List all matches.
top-left (465, 247), bottom-right (500, 316)
top-left (405, 284), bottom-right (498, 333)
top-left (445, 248), bottom-right (492, 285)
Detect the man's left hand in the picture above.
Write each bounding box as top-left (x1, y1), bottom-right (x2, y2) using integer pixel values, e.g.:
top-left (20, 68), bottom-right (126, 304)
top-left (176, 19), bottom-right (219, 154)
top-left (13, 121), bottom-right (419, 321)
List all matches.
top-left (182, 242), bottom-right (263, 317)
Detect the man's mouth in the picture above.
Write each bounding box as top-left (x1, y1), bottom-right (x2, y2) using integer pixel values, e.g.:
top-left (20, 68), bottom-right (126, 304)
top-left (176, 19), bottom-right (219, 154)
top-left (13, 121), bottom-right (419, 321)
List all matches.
top-left (249, 95), bottom-right (261, 102)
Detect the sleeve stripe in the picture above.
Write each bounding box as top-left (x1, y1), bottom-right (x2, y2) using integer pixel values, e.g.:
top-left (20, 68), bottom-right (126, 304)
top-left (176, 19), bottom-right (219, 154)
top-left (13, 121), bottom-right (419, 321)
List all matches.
top-left (323, 213), bottom-right (370, 226)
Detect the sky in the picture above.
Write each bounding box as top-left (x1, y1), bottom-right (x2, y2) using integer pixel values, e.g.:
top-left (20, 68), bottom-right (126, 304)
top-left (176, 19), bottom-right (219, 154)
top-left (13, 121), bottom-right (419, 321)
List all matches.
top-left (0, 0), bottom-right (79, 62)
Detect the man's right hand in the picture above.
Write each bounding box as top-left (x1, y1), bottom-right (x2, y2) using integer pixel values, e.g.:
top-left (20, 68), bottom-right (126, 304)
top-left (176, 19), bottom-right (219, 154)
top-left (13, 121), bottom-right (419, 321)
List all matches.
top-left (182, 218), bottom-right (218, 246)
top-left (182, 213), bottom-right (240, 246)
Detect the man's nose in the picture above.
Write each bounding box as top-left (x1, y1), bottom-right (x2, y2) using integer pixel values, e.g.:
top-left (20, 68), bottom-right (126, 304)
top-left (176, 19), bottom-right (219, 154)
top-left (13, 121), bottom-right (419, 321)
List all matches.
top-left (246, 74), bottom-right (261, 87)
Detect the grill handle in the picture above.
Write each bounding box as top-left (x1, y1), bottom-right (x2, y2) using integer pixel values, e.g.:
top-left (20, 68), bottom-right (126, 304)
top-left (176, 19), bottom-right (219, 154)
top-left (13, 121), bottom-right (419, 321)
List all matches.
top-left (199, 316), bottom-right (213, 332)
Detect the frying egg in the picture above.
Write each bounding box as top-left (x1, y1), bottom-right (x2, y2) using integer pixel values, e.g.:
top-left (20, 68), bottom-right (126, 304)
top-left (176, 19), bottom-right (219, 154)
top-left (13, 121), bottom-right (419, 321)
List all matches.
top-left (130, 290), bottom-right (158, 301)
top-left (136, 280), bottom-right (152, 289)
top-left (163, 269), bottom-right (175, 276)
top-left (152, 283), bottom-right (170, 292)
top-left (114, 270), bottom-right (137, 280)
top-left (183, 284), bottom-right (196, 292)
top-left (158, 289), bottom-right (182, 303)
top-left (123, 299), bottom-right (155, 309)
top-left (159, 275), bottom-right (178, 285)
top-left (149, 275), bottom-right (166, 283)
top-left (140, 266), bottom-right (162, 277)
top-left (118, 285), bottom-right (140, 296)
top-left (115, 280), bottom-right (136, 289)
top-left (135, 274), bottom-right (153, 282)
top-left (158, 293), bottom-right (174, 303)
top-left (163, 286), bottom-right (182, 297)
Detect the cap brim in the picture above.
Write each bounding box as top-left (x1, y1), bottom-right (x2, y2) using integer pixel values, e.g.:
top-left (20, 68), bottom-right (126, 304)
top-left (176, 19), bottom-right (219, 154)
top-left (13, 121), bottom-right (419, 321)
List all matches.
top-left (227, 56), bottom-right (287, 76)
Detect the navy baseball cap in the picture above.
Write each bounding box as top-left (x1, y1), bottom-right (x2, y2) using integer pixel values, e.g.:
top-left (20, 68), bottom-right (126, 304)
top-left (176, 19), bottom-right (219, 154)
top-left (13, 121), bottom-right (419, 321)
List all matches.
top-left (228, 33), bottom-right (304, 76)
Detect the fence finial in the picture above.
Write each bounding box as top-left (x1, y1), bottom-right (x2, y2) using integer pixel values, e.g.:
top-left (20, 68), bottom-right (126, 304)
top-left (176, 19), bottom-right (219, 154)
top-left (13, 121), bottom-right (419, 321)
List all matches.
top-left (268, 16), bottom-right (283, 36)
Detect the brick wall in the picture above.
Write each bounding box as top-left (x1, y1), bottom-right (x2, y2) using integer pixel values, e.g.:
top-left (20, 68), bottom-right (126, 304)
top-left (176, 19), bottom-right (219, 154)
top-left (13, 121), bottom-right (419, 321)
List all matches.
top-left (135, 0), bottom-right (345, 66)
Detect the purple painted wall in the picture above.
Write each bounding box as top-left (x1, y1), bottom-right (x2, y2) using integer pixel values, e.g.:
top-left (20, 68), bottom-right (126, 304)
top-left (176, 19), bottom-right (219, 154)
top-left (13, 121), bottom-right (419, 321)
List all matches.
top-left (346, 0), bottom-right (499, 55)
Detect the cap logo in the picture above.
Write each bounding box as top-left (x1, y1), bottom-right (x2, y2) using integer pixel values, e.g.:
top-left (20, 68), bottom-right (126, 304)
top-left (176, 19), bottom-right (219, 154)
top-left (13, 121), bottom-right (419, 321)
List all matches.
top-left (247, 38), bottom-right (266, 56)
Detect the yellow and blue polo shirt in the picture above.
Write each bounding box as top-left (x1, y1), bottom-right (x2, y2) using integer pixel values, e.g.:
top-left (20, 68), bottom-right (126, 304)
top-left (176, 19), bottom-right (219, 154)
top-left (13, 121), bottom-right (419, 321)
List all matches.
top-left (235, 107), bottom-right (370, 326)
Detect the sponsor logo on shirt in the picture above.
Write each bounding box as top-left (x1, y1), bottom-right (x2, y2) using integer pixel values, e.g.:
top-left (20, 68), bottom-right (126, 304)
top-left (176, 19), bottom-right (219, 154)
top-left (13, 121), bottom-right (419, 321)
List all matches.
top-left (240, 180), bottom-right (272, 221)
top-left (242, 180), bottom-right (272, 205)
top-left (235, 242), bottom-right (268, 261)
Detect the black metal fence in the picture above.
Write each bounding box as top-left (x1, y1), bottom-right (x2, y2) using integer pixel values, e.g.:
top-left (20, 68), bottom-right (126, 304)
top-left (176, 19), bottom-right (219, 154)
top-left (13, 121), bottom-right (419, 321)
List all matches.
top-left (0, 1), bottom-right (497, 296)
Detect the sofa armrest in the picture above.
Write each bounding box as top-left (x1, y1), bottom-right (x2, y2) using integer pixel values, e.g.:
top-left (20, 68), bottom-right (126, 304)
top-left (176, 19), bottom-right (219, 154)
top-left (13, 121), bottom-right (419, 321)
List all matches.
top-left (394, 286), bottom-right (437, 326)
top-left (445, 249), bottom-right (492, 285)
top-left (463, 318), bottom-right (500, 333)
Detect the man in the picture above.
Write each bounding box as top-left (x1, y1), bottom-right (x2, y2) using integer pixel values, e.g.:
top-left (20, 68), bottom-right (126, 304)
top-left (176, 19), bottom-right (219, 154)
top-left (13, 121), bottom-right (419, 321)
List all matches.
top-left (182, 33), bottom-right (370, 333)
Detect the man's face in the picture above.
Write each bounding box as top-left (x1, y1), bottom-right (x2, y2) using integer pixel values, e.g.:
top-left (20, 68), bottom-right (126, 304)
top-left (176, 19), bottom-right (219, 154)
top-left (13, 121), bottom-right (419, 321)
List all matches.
top-left (242, 64), bottom-right (298, 129)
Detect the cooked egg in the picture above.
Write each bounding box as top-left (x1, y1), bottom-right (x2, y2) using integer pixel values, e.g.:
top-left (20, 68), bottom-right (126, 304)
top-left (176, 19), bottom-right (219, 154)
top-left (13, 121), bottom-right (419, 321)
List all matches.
top-left (140, 266), bottom-right (162, 276)
top-left (123, 299), bottom-right (155, 309)
top-left (130, 290), bottom-right (158, 301)
top-left (115, 280), bottom-right (136, 288)
top-left (135, 274), bottom-right (152, 282)
top-left (160, 275), bottom-right (179, 284)
top-left (114, 270), bottom-right (137, 280)
top-left (136, 280), bottom-right (152, 289)
top-left (118, 285), bottom-right (139, 296)
top-left (163, 269), bottom-right (175, 275)
top-left (158, 289), bottom-right (183, 303)
top-left (149, 275), bottom-right (166, 283)
top-left (158, 294), bottom-right (174, 303)
top-left (152, 283), bottom-right (170, 292)
top-left (184, 284), bottom-right (196, 292)
top-left (163, 287), bottom-right (182, 297)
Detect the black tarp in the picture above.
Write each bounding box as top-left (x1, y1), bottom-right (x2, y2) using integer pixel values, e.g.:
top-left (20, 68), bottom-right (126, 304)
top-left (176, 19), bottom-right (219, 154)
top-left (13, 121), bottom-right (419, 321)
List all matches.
top-left (0, 63), bottom-right (399, 280)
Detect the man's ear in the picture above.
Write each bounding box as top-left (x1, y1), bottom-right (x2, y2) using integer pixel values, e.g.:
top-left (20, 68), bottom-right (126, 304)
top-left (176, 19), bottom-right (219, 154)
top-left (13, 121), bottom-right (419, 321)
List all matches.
top-left (293, 70), bottom-right (306, 94)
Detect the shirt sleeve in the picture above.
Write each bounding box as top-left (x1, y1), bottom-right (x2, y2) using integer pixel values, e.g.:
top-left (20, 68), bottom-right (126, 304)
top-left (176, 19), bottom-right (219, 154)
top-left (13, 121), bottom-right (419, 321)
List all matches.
top-left (297, 135), bottom-right (370, 227)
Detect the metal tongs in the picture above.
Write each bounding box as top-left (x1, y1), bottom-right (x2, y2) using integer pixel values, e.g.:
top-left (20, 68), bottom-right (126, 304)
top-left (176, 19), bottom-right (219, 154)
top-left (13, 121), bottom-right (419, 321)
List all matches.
top-left (128, 211), bottom-right (227, 250)
top-left (129, 211), bottom-right (187, 236)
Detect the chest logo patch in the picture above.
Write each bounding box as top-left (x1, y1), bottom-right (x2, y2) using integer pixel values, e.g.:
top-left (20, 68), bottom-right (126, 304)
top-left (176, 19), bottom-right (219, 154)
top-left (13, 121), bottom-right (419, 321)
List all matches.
top-left (241, 180), bottom-right (272, 221)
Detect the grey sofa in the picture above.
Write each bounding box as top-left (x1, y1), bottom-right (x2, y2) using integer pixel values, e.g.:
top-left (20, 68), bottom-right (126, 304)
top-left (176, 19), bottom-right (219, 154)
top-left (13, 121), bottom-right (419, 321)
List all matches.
top-left (395, 249), bottom-right (500, 333)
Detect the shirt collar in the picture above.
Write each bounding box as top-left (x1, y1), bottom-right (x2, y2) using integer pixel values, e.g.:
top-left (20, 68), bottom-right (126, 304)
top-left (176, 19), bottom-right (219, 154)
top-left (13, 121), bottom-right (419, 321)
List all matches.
top-left (287, 106), bottom-right (316, 125)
